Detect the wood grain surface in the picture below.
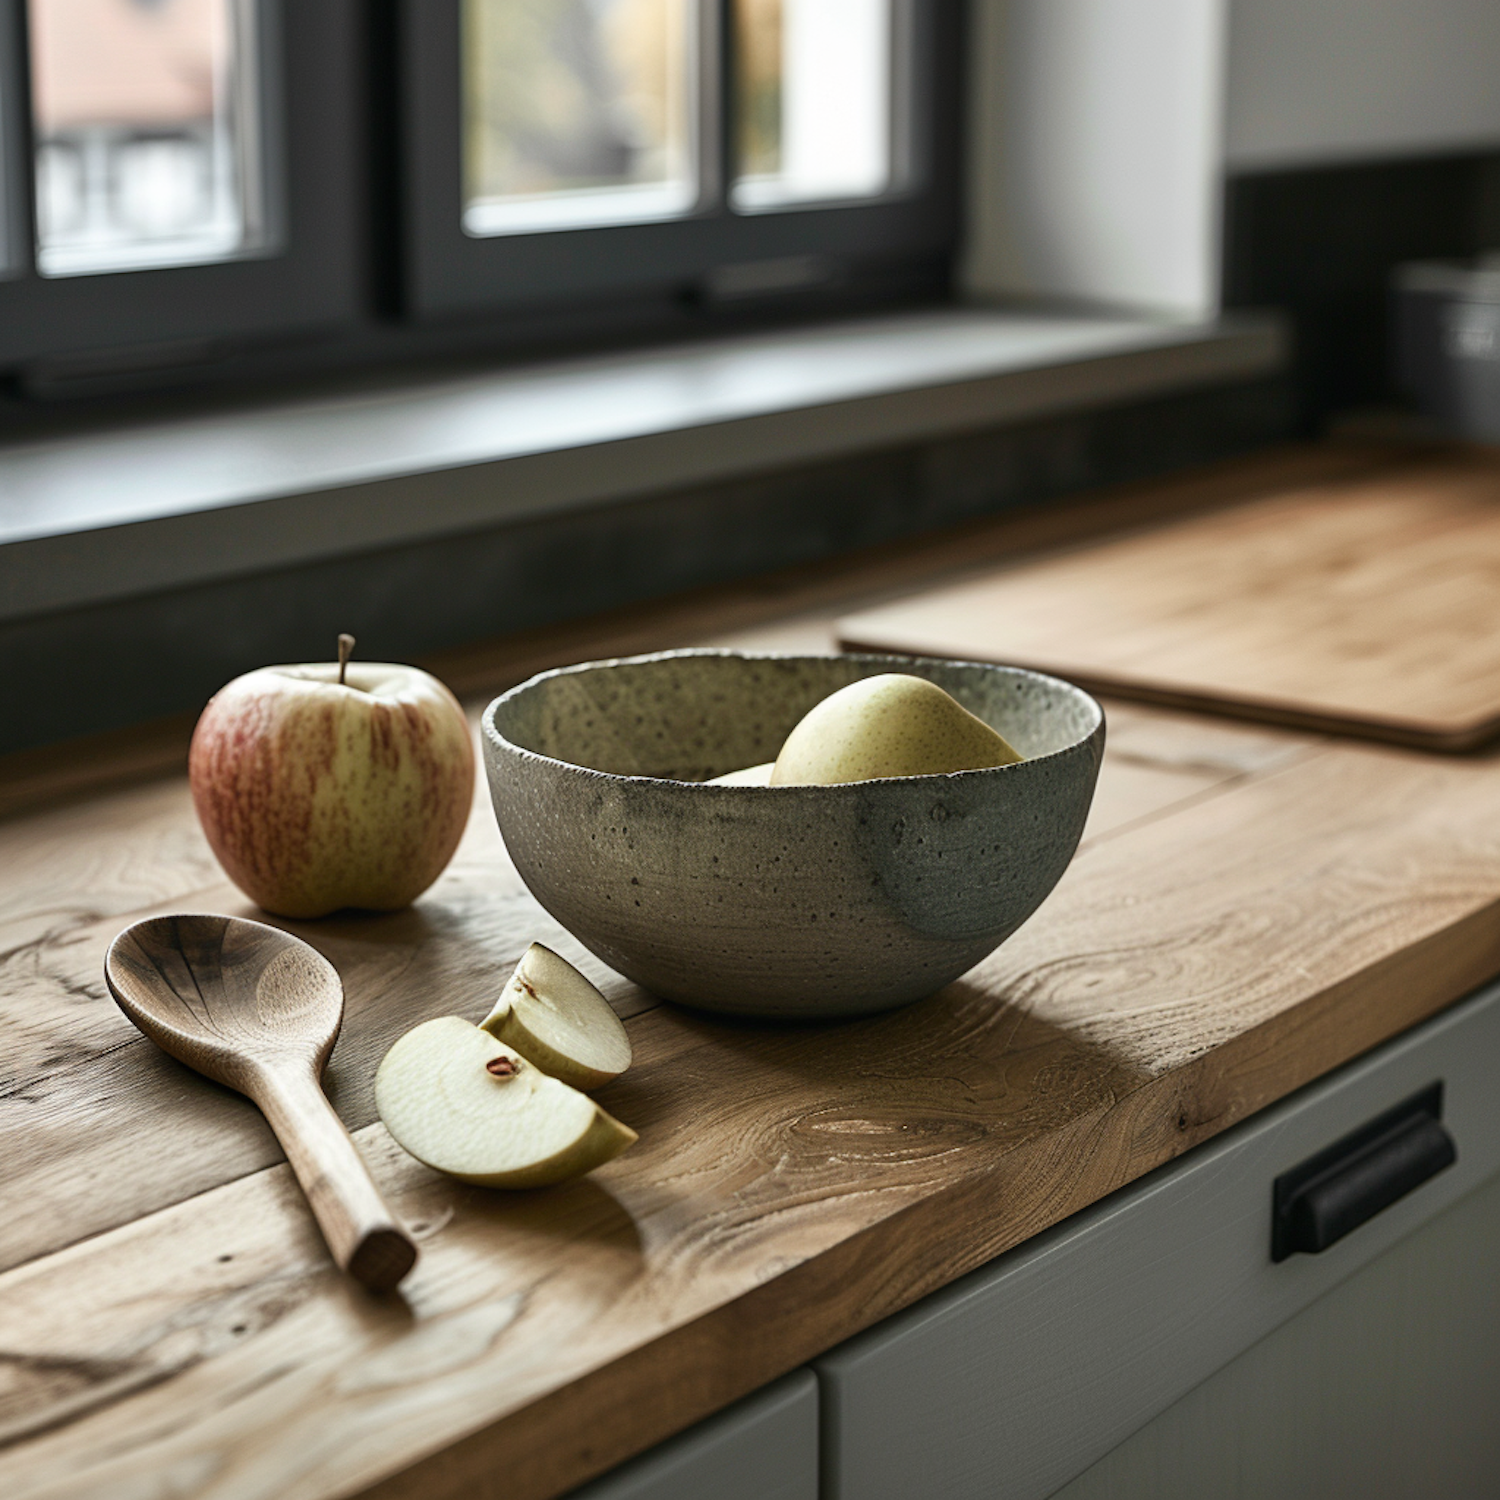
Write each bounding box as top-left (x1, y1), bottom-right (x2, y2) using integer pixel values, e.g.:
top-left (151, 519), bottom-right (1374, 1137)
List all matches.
top-left (3, 443), bottom-right (1496, 1500)
top-left (840, 452), bottom-right (1500, 749)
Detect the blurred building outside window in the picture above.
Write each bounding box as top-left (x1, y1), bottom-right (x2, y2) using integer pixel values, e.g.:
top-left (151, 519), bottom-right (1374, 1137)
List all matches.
top-left (463, 0), bottom-right (698, 237)
top-left (29, 0), bottom-right (264, 277)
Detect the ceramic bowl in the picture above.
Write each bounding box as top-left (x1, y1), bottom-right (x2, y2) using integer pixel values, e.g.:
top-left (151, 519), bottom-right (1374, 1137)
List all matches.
top-left (482, 651), bottom-right (1104, 1020)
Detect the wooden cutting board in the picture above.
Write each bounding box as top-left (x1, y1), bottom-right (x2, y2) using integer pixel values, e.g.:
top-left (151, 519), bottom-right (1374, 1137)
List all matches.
top-left (840, 454), bottom-right (1500, 750)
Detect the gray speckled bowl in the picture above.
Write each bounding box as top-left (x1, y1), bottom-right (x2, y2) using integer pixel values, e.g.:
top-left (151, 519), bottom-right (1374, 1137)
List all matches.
top-left (482, 651), bottom-right (1103, 1020)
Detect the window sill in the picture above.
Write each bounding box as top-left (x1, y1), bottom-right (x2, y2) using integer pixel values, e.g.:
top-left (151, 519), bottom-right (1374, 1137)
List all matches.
top-left (0, 306), bottom-right (1284, 623)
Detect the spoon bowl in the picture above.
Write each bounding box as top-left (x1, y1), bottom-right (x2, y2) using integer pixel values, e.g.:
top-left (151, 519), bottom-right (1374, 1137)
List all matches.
top-left (107, 913), bottom-right (417, 1292)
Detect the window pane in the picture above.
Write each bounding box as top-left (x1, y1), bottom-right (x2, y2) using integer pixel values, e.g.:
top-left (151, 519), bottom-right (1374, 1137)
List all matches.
top-left (28, 0), bottom-right (265, 278)
top-left (733, 0), bottom-right (894, 211)
top-left (463, 0), bottom-right (697, 238)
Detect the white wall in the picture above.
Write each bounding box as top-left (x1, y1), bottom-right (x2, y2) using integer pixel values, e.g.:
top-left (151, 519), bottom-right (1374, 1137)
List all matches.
top-left (962, 0), bottom-right (1228, 321)
top-left (1225, 0), bottom-right (1500, 171)
top-left (962, 0), bottom-right (1500, 319)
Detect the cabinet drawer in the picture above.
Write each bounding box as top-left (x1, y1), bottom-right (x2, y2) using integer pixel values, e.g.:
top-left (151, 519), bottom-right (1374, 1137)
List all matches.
top-left (564, 1370), bottom-right (817, 1500)
top-left (816, 977), bottom-right (1500, 1500)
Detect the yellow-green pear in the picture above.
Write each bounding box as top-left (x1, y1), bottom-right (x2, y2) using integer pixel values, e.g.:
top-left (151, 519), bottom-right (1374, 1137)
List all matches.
top-left (480, 942), bottom-right (631, 1091)
top-left (770, 673), bottom-right (1023, 786)
top-left (375, 1016), bottom-right (636, 1188)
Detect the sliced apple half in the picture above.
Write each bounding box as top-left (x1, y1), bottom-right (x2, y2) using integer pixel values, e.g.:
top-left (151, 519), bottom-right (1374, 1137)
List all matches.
top-left (375, 1016), bottom-right (636, 1188)
top-left (479, 942), bottom-right (632, 1091)
top-left (704, 762), bottom-right (775, 787)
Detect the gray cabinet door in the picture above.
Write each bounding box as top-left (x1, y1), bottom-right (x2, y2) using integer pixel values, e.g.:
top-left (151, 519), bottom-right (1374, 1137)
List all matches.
top-left (565, 1370), bottom-right (818, 1500)
top-left (1053, 1167), bottom-right (1500, 1500)
top-left (815, 977), bottom-right (1500, 1500)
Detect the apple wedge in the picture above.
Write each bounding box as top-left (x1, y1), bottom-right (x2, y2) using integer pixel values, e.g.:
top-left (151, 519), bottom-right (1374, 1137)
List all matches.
top-left (480, 943), bottom-right (632, 1091)
top-left (375, 1016), bottom-right (636, 1188)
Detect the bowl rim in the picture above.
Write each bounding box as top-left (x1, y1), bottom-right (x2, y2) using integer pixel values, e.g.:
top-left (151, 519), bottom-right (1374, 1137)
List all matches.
top-left (480, 649), bottom-right (1105, 791)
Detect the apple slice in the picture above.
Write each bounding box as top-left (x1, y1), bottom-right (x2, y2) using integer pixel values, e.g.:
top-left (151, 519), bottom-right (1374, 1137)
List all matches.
top-left (375, 1016), bottom-right (636, 1188)
top-left (705, 762), bottom-right (775, 787)
top-left (479, 943), bottom-right (632, 1091)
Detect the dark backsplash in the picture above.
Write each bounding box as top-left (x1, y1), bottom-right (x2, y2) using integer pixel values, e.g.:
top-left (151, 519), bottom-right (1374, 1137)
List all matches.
top-left (1224, 150), bottom-right (1500, 431)
top-left (3, 375), bottom-right (1289, 757)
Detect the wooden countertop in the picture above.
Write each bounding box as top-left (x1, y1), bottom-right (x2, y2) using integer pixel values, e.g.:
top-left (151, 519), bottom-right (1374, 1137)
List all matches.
top-left (7, 443), bottom-right (1500, 1500)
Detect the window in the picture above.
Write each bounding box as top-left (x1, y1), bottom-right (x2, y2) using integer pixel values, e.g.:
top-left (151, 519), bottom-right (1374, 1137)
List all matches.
top-left (403, 0), bottom-right (957, 321)
top-left (29, 0), bottom-right (268, 277)
top-left (463, 0), bottom-right (700, 236)
top-left (0, 0), bottom-right (960, 391)
top-left (1, 0), bottom-right (26, 278)
top-left (733, 0), bottom-right (902, 212)
top-left (0, 0), bottom-right (357, 377)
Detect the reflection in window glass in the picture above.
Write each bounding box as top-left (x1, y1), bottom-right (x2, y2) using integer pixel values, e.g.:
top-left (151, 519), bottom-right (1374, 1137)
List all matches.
top-left (733, 0), bottom-right (894, 211)
top-left (29, 0), bottom-right (264, 277)
top-left (464, 0), bottom-right (696, 237)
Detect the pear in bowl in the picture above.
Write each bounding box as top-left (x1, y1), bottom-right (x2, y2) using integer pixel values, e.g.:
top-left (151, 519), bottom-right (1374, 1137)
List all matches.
top-left (483, 651), bottom-right (1104, 1020)
top-left (711, 673), bottom-right (1023, 786)
top-left (771, 672), bottom-right (1023, 785)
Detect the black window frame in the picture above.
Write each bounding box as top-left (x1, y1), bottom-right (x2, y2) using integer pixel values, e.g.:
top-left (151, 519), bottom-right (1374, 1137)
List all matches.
top-left (400, 0), bottom-right (964, 321)
top-left (0, 0), bottom-right (964, 393)
top-left (0, 0), bottom-right (365, 373)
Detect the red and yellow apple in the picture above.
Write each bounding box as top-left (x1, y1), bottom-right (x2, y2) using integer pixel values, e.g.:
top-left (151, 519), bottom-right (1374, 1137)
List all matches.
top-left (189, 643), bottom-right (475, 918)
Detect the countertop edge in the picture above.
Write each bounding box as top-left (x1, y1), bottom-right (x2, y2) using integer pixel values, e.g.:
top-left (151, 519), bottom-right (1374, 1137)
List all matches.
top-left (350, 888), bottom-right (1500, 1500)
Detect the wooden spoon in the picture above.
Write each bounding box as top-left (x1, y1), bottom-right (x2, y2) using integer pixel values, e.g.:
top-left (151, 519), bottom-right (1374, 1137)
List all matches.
top-left (106, 913), bottom-right (418, 1292)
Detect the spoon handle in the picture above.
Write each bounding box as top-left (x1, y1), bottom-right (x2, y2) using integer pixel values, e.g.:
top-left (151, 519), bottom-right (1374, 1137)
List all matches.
top-left (254, 1065), bottom-right (418, 1292)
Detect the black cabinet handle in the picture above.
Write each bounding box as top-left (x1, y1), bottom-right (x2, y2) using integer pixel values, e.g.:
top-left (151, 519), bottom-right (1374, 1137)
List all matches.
top-left (1272, 1083), bottom-right (1456, 1261)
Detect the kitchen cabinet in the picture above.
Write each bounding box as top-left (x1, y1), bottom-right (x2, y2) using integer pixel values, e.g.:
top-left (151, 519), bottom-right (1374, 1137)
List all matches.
top-left (567, 970), bottom-right (1499, 1499)
top-left (816, 976), bottom-right (1500, 1500)
top-left (1056, 1170), bottom-right (1500, 1499)
top-left (566, 1373), bottom-right (818, 1500)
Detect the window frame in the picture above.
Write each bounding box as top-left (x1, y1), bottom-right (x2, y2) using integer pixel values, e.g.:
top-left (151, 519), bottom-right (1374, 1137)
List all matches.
top-left (397, 0), bottom-right (965, 321)
top-left (0, 0), bottom-right (365, 374)
top-left (0, 0), bottom-right (27, 280)
top-left (0, 0), bottom-right (965, 392)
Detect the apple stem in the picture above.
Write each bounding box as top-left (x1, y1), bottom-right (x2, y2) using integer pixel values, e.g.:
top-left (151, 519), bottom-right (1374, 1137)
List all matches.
top-left (337, 633), bottom-right (355, 686)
